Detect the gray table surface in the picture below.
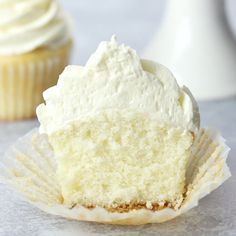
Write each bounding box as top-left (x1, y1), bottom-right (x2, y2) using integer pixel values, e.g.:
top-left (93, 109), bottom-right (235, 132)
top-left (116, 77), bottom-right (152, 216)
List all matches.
top-left (1, 1), bottom-right (236, 235)
top-left (0, 99), bottom-right (236, 236)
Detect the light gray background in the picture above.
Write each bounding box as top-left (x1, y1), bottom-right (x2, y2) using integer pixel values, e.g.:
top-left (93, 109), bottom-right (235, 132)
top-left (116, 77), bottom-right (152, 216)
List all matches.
top-left (0, 1), bottom-right (236, 235)
top-left (59, 0), bottom-right (236, 65)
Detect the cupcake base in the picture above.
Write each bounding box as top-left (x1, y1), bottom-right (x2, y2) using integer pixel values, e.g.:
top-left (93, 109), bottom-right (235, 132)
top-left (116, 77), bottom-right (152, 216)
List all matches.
top-left (0, 128), bottom-right (231, 225)
top-left (0, 41), bottom-right (72, 121)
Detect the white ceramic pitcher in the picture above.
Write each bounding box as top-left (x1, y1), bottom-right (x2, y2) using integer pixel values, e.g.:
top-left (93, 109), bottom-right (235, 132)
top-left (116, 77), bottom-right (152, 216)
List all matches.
top-left (143, 0), bottom-right (236, 100)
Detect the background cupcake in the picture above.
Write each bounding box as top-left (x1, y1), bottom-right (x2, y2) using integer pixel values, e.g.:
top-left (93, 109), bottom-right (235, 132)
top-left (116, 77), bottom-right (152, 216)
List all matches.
top-left (0, 0), bottom-right (72, 121)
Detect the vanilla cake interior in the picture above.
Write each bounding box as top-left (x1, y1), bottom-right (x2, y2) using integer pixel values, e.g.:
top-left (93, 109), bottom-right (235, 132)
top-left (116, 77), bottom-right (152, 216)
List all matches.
top-left (49, 110), bottom-right (193, 210)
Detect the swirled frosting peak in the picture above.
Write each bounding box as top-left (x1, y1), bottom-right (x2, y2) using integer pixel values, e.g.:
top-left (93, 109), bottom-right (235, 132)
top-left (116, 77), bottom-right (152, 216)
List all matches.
top-left (0, 0), bottom-right (71, 55)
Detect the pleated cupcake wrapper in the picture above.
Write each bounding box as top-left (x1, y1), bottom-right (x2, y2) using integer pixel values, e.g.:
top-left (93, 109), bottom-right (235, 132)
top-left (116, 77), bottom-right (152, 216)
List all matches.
top-left (0, 128), bottom-right (231, 225)
top-left (0, 43), bottom-right (71, 121)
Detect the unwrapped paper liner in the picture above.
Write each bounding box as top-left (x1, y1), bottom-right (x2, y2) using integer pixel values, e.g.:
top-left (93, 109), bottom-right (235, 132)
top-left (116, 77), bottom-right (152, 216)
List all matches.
top-left (0, 128), bottom-right (231, 225)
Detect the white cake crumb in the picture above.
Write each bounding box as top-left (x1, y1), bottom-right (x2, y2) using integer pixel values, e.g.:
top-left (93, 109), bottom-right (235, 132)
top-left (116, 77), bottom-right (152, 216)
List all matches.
top-left (146, 201), bottom-right (153, 209)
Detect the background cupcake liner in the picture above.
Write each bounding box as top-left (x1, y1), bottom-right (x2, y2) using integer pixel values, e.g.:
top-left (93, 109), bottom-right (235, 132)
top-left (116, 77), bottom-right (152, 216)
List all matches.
top-left (0, 42), bottom-right (71, 121)
top-left (0, 128), bottom-right (231, 225)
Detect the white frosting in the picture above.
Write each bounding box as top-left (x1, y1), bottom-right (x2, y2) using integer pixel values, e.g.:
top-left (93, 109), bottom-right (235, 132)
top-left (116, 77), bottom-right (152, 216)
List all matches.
top-left (0, 0), bottom-right (71, 55)
top-left (37, 36), bottom-right (200, 135)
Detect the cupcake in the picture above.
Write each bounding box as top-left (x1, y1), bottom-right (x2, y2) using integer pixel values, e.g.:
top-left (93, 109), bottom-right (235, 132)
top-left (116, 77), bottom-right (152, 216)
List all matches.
top-left (37, 36), bottom-right (200, 210)
top-left (0, 37), bottom-right (230, 225)
top-left (0, 0), bottom-right (72, 121)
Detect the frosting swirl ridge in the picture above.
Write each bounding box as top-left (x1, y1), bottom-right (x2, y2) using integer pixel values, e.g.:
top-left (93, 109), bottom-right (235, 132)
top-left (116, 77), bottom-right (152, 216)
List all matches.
top-left (0, 0), bottom-right (71, 55)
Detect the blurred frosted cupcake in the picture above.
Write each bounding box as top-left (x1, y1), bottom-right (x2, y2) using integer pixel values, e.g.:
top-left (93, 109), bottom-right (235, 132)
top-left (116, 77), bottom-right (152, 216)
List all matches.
top-left (0, 0), bottom-right (72, 121)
